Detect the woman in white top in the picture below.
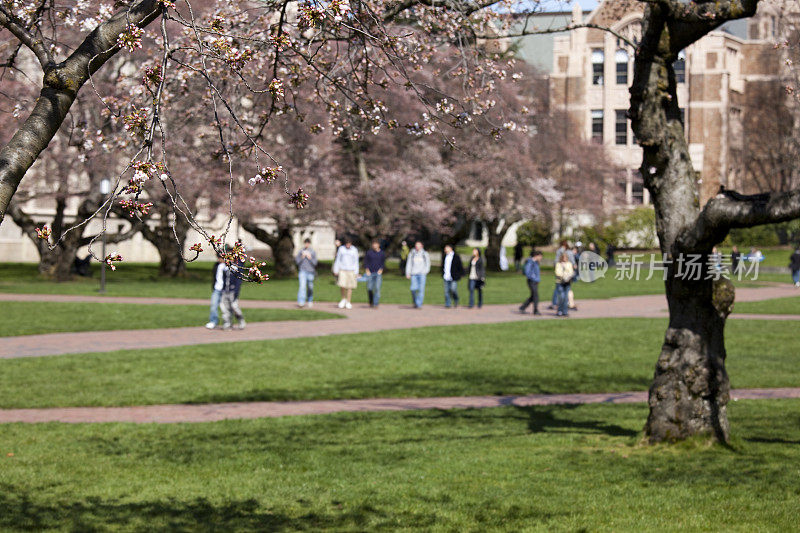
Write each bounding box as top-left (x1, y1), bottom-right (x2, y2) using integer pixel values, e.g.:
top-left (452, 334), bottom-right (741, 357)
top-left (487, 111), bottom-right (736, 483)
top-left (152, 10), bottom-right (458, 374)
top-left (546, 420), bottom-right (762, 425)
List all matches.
top-left (332, 239), bottom-right (359, 309)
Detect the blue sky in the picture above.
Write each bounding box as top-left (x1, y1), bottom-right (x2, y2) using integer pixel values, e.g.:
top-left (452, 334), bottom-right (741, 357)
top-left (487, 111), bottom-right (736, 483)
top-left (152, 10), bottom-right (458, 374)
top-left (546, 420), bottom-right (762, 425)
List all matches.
top-left (540, 0), bottom-right (599, 12)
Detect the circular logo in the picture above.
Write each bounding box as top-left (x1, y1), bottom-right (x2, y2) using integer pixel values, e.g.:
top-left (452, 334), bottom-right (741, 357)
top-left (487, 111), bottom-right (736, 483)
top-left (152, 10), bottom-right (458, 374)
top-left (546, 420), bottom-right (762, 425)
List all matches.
top-left (578, 251), bottom-right (608, 283)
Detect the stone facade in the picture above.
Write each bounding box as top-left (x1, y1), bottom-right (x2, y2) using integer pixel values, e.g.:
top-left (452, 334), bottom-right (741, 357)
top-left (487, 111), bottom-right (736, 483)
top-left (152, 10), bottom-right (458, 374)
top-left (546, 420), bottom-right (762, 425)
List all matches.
top-left (516, 0), bottom-right (784, 207)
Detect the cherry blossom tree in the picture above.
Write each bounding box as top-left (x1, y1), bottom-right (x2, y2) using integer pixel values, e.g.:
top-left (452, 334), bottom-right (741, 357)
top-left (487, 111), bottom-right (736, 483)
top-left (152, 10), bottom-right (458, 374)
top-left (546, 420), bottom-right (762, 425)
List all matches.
top-left (0, 0), bottom-right (541, 283)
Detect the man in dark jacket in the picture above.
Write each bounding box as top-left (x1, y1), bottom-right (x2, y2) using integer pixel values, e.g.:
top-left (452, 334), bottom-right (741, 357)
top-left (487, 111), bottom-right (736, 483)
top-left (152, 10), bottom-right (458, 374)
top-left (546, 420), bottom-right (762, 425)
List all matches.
top-left (364, 241), bottom-right (387, 307)
top-left (519, 250), bottom-right (542, 315)
top-left (221, 259), bottom-right (246, 330)
top-left (441, 244), bottom-right (464, 308)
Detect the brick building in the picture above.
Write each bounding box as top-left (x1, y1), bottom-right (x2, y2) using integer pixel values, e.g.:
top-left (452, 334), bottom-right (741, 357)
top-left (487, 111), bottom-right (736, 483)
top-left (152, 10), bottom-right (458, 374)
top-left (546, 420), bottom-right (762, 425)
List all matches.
top-left (511, 0), bottom-right (784, 206)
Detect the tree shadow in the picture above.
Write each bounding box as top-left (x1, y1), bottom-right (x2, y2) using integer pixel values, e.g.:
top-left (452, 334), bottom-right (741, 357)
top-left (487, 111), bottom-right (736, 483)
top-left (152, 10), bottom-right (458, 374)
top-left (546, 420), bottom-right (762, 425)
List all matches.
top-left (513, 403), bottom-right (639, 438)
top-left (0, 489), bottom-right (431, 532)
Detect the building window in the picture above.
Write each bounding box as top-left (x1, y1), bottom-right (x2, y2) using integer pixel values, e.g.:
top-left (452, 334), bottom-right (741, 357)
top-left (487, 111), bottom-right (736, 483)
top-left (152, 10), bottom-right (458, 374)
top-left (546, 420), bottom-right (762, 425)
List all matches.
top-left (674, 50), bottom-right (686, 84)
top-left (615, 49), bottom-right (629, 85)
top-left (591, 109), bottom-right (603, 144)
top-left (679, 107), bottom-right (685, 124)
top-left (615, 110), bottom-right (627, 145)
top-left (591, 49), bottom-right (604, 85)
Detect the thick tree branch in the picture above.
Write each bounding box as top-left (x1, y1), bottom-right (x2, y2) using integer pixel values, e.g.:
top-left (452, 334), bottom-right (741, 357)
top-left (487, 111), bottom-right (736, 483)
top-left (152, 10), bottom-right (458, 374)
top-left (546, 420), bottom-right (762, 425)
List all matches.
top-left (679, 188), bottom-right (800, 250)
top-left (0, 0), bottom-right (162, 226)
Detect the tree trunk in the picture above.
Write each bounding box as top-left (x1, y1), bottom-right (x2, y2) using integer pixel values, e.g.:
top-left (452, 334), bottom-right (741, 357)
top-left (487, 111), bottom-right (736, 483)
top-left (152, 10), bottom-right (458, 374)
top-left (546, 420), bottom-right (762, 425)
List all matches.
top-left (484, 219), bottom-right (506, 271)
top-left (272, 226), bottom-right (296, 278)
top-left (241, 220), bottom-right (297, 278)
top-left (645, 275), bottom-right (734, 442)
top-left (629, 2), bottom-right (760, 443)
top-left (153, 236), bottom-right (186, 277)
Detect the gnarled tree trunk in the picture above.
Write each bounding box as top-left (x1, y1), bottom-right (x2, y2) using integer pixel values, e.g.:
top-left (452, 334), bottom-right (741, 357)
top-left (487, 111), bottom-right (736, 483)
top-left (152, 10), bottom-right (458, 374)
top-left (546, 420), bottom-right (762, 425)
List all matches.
top-left (241, 219), bottom-right (296, 278)
top-left (485, 218), bottom-right (510, 272)
top-left (629, 0), bottom-right (771, 443)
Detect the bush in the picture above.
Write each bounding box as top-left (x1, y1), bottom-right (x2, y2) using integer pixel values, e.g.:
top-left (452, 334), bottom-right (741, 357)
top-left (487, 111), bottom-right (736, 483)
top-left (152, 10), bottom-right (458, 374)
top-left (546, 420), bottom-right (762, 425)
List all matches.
top-left (515, 218), bottom-right (552, 247)
top-left (725, 225), bottom-right (780, 247)
top-left (575, 207), bottom-right (657, 250)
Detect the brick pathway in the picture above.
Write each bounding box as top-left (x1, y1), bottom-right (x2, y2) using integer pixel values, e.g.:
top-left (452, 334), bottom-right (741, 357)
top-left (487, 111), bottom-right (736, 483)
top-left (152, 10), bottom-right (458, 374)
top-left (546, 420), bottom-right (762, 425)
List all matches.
top-left (1, 388), bottom-right (798, 424)
top-left (1, 285), bottom-right (796, 359)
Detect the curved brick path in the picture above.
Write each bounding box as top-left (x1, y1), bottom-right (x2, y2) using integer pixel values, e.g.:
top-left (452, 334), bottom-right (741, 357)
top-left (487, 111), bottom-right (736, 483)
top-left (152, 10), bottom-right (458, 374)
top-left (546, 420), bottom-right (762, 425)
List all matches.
top-left (1, 388), bottom-right (799, 424)
top-left (1, 285), bottom-right (797, 358)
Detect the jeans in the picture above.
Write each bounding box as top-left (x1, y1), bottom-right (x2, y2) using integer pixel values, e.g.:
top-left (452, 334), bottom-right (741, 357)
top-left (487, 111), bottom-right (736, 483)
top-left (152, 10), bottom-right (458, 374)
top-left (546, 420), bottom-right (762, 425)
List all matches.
top-left (367, 273), bottom-right (383, 305)
top-left (443, 279), bottom-right (459, 307)
top-left (468, 279), bottom-right (483, 308)
top-left (220, 291), bottom-right (244, 327)
top-left (208, 289), bottom-right (222, 324)
top-left (410, 274), bottom-right (427, 307)
top-left (793, 269), bottom-right (800, 284)
top-left (555, 283), bottom-right (570, 315)
top-left (551, 284), bottom-right (558, 306)
top-left (297, 270), bottom-right (315, 304)
top-left (520, 279), bottom-right (539, 312)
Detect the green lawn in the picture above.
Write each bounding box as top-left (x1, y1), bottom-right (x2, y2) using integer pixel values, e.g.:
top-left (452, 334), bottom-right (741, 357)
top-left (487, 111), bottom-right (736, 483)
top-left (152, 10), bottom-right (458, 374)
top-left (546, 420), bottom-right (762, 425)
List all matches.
top-left (735, 294), bottom-right (800, 315)
top-left (0, 301), bottom-right (340, 337)
top-left (1, 318), bottom-right (797, 409)
top-left (1, 400), bottom-right (799, 530)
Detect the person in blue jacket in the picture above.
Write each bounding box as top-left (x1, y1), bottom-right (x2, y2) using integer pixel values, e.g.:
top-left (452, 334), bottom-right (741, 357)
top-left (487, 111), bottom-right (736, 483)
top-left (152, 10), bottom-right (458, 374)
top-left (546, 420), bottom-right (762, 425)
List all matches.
top-left (519, 249), bottom-right (542, 315)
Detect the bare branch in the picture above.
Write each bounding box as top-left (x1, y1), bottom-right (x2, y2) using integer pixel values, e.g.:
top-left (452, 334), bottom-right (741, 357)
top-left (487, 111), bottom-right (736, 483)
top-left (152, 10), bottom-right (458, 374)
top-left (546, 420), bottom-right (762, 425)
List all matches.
top-left (0, 5), bottom-right (52, 68)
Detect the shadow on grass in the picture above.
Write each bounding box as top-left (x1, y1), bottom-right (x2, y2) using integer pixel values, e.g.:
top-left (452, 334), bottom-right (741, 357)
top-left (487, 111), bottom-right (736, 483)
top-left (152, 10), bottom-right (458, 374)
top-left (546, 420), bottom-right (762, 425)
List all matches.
top-left (0, 490), bottom-right (432, 532)
top-left (189, 372), bottom-right (651, 406)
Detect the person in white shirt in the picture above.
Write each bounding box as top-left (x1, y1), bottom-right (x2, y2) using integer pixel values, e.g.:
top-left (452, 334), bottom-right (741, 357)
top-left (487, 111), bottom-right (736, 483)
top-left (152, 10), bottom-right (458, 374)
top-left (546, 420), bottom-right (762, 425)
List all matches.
top-left (205, 254), bottom-right (227, 329)
top-left (332, 239), bottom-right (359, 309)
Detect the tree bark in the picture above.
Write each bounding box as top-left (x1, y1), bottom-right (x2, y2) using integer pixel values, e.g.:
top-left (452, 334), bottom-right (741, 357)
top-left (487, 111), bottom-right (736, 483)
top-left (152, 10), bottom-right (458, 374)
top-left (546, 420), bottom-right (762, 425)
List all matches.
top-left (0, 0), bottom-right (161, 226)
top-left (485, 219), bottom-right (508, 271)
top-left (629, 0), bottom-right (761, 443)
top-left (241, 220), bottom-right (297, 278)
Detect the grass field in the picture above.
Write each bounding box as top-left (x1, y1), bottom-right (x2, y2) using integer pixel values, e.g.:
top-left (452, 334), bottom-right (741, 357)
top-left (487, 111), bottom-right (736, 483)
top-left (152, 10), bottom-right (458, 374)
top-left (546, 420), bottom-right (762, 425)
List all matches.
top-left (0, 262), bottom-right (786, 306)
top-left (1, 400), bottom-right (799, 531)
top-left (1, 318), bottom-right (796, 409)
top-left (0, 301), bottom-right (341, 337)
top-left (735, 294), bottom-right (800, 315)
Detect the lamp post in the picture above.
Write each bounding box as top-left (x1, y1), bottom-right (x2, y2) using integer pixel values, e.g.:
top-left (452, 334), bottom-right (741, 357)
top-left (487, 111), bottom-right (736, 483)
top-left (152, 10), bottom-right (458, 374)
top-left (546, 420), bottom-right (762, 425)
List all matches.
top-left (99, 178), bottom-right (111, 293)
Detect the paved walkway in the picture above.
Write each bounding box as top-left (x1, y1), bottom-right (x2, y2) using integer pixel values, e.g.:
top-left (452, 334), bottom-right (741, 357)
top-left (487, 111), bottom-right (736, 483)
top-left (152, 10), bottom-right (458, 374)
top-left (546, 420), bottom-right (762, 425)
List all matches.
top-left (1, 388), bottom-right (798, 424)
top-left (0, 285), bottom-right (797, 358)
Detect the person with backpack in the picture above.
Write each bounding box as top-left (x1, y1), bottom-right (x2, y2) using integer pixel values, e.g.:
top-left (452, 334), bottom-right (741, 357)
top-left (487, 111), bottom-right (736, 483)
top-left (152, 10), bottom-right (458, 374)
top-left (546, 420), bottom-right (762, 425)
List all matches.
top-left (405, 241), bottom-right (431, 308)
top-left (519, 249), bottom-right (542, 315)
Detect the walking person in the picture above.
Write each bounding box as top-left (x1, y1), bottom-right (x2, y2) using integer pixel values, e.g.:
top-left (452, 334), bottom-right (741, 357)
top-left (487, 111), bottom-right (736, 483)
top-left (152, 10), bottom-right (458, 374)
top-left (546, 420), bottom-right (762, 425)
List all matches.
top-left (205, 253), bottom-right (226, 329)
top-left (519, 249), bottom-right (542, 315)
top-left (332, 239), bottom-right (359, 309)
top-left (441, 244), bottom-right (464, 308)
top-left (364, 240), bottom-right (386, 307)
top-left (399, 240), bottom-right (410, 275)
top-left (790, 246), bottom-right (800, 287)
top-left (467, 247), bottom-right (486, 309)
top-left (731, 245), bottom-right (742, 275)
top-left (549, 241), bottom-right (574, 309)
top-left (554, 252), bottom-right (575, 317)
top-left (220, 258), bottom-right (246, 330)
top-left (405, 241), bottom-right (431, 308)
top-left (295, 238), bottom-right (317, 308)
top-left (513, 241), bottom-right (524, 272)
